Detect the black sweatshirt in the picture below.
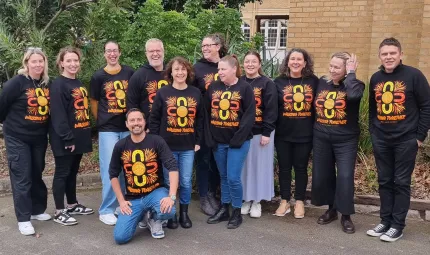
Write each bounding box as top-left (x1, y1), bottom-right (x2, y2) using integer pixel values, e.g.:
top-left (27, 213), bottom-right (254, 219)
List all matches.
top-left (369, 64), bottom-right (430, 142)
top-left (240, 75), bottom-right (277, 137)
top-left (90, 65), bottom-right (134, 132)
top-left (193, 58), bottom-right (219, 95)
top-left (204, 79), bottom-right (256, 148)
top-left (0, 75), bottom-right (50, 140)
top-left (49, 76), bottom-right (92, 157)
top-left (126, 64), bottom-right (168, 120)
top-left (109, 134), bottom-right (178, 200)
top-left (314, 73), bottom-right (365, 136)
top-left (149, 85), bottom-right (204, 151)
top-left (274, 74), bottom-right (319, 143)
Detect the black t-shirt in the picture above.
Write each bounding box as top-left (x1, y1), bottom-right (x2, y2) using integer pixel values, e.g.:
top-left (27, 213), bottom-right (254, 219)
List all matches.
top-left (193, 58), bottom-right (219, 95)
top-left (49, 76), bottom-right (92, 157)
top-left (204, 79), bottom-right (256, 148)
top-left (0, 75), bottom-right (50, 140)
top-left (369, 64), bottom-right (430, 142)
top-left (109, 134), bottom-right (178, 200)
top-left (90, 65), bottom-right (134, 132)
top-left (149, 85), bottom-right (204, 151)
top-left (274, 75), bottom-right (319, 142)
top-left (313, 73), bottom-right (365, 136)
top-left (240, 75), bottom-right (278, 137)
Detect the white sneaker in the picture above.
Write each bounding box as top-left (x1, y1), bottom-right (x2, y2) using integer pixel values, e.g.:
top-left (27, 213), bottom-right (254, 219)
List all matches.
top-left (250, 202), bottom-right (262, 218)
top-left (31, 213), bottom-right (52, 221)
top-left (148, 218), bottom-right (165, 239)
top-left (138, 211), bottom-right (150, 229)
top-left (99, 213), bottom-right (117, 225)
top-left (241, 201), bottom-right (252, 215)
top-left (18, 221), bottom-right (35, 236)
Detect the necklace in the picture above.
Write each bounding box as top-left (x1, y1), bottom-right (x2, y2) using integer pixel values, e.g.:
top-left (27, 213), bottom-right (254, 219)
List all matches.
top-left (245, 75), bottom-right (261, 86)
top-left (30, 77), bottom-right (43, 89)
top-left (288, 76), bottom-right (304, 87)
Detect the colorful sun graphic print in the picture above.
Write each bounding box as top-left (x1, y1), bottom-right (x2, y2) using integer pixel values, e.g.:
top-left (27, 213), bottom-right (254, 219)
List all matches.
top-left (26, 87), bottom-right (50, 116)
top-left (104, 80), bottom-right (128, 112)
top-left (121, 149), bottom-right (159, 190)
top-left (283, 84), bottom-right (313, 113)
top-left (166, 96), bottom-right (197, 128)
top-left (71, 87), bottom-right (90, 122)
top-left (211, 90), bottom-right (241, 122)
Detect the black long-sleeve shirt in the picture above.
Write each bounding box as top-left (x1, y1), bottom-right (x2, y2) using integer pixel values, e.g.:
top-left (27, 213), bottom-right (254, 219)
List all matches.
top-left (0, 75), bottom-right (50, 140)
top-left (90, 65), bottom-right (134, 132)
top-left (314, 73), bottom-right (365, 136)
top-left (109, 134), bottom-right (178, 200)
top-left (274, 74), bottom-right (319, 142)
top-left (240, 75), bottom-right (277, 137)
top-left (369, 64), bottom-right (430, 142)
top-left (49, 76), bottom-right (92, 157)
top-left (149, 85), bottom-right (204, 151)
top-left (204, 79), bottom-right (256, 148)
top-left (193, 58), bottom-right (219, 95)
top-left (126, 64), bottom-right (167, 121)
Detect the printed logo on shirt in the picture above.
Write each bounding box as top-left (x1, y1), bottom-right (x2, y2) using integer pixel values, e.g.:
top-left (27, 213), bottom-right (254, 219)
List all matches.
top-left (71, 87), bottom-right (91, 128)
top-left (210, 90), bottom-right (241, 127)
top-left (121, 149), bottom-right (160, 194)
top-left (315, 90), bottom-right (347, 125)
top-left (282, 84), bottom-right (313, 118)
top-left (374, 81), bottom-right (406, 123)
top-left (147, 80), bottom-right (169, 111)
top-left (25, 87), bottom-right (50, 122)
top-left (253, 87), bottom-right (263, 123)
top-left (166, 96), bottom-right (197, 133)
top-left (104, 80), bottom-right (128, 114)
top-left (204, 73), bottom-right (219, 90)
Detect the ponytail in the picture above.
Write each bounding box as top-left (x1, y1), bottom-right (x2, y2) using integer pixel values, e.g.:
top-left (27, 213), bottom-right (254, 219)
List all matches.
top-left (220, 54), bottom-right (241, 78)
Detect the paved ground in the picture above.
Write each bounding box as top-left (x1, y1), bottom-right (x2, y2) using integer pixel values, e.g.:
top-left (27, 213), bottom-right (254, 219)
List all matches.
top-left (0, 190), bottom-right (429, 255)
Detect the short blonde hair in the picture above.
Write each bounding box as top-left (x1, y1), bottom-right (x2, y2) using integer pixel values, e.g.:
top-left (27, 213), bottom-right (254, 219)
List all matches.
top-left (55, 46), bottom-right (82, 73)
top-left (17, 48), bottom-right (49, 85)
top-left (145, 38), bottom-right (164, 51)
top-left (325, 51), bottom-right (351, 82)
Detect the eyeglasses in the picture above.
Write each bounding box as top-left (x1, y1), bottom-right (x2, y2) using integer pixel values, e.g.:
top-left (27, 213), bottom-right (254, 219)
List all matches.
top-left (105, 49), bottom-right (119, 54)
top-left (146, 50), bottom-right (163, 54)
top-left (201, 44), bottom-right (218, 49)
top-left (26, 47), bottom-right (42, 52)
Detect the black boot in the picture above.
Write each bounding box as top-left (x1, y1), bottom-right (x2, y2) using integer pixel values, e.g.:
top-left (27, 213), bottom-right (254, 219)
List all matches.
top-left (227, 208), bottom-right (243, 229)
top-left (341, 215), bottom-right (355, 234)
top-left (207, 203), bottom-right (230, 224)
top-left (167, 213), bottom-right (178, 229)
top-left (317, 208), bottom-right (338, 225)
top-left (179, 204), bottom-right (192, 228)
top-left (207, 192), bottom-right (220, 211)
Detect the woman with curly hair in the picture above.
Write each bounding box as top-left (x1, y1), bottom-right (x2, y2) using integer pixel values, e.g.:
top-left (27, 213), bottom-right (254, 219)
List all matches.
top-left (273, 48), bottom-right (319, 219)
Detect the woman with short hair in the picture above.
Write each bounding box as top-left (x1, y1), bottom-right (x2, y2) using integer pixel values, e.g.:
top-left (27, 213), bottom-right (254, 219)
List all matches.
top-left (0, 48), bottom-right (51, 235)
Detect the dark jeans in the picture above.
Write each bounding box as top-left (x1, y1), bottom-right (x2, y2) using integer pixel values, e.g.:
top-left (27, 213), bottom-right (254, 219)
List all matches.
top-left (52, 154), bottom-right (83, 209)
top-left (275, 139), bottom-right (312, 201)
top-left (195, 143), bottom-right (220, 197)
top-left (311, 131), bottom-right (358, 215)
top-left (4, 134), bottom-right (48, 222)
top-left (372, 135), bottom-right (418, 231)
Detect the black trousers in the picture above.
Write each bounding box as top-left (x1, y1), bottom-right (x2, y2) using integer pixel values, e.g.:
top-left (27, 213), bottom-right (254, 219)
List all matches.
top-left (52, 154), bottom-right (83, 209)
top-left (311, 131), bottom-right (358, 215)
top-left (275, 139), bottom-right (312, 201)
top-left (372, 135), bottom-right (418, 230)
top-left (195, 143), bottom-right (220, 197)
top-left (4, 134), bottom-right (48, 222)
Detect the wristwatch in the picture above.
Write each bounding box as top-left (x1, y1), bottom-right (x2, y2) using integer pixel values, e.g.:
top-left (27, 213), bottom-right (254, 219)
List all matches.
top-left (170, 195), bottom-right (176, 201)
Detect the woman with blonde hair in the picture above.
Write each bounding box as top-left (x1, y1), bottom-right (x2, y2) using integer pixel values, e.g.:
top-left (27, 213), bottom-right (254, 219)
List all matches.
top-left (49, 46), bottom-right (93, 226)
top-left (311, 52), bottom-right (364, 234)
top-left (0, 47), bottom-right (51, 235)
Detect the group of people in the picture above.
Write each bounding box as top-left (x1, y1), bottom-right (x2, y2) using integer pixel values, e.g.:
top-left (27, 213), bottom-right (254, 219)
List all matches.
top-left (0, 35), bottom-right (429, 245)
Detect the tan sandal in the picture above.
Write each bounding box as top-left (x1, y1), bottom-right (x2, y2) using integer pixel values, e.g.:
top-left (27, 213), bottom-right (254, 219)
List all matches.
top-left (273, 200), bottom-right (291, 217)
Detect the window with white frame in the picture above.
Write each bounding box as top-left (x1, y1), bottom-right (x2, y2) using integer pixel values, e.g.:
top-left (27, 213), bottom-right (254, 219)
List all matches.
top-left (260, 19), bottom-right (287, 49)
top-left (241, 22), bottom-right (251, 42)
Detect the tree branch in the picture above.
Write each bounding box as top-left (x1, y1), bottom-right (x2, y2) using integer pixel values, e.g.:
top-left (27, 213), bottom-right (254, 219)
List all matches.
top-left (42, 0), bottom-right (96, 34)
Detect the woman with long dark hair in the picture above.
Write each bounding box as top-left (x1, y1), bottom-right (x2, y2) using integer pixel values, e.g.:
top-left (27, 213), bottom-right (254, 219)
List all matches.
top-left (50, 46), bottom-right (94, 226)
top-left (205, 55), bottom-right (255, 229)
top-left (0, 48), bottom-right (51, 235)
top-left (311, 52), bottom-right (364, 234)
top-left (273, 48), bottom-right (318, 219)
top-left (193, 33), bottom-right (228, 215)
top-left (240, 51), bottom-right (277, 218)
top-left (149, 57), bottom-right (203, 229)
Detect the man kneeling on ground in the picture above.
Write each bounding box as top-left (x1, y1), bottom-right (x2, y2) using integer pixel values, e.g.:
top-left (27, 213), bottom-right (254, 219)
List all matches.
top-left (109, 108), bottom-right (178, 244)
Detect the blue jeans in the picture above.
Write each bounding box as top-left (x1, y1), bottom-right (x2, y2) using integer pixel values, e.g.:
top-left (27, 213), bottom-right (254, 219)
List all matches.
top-left (113, 187), bottom-right (176, 244)
top-left (212, 141), bottom-right (250, 208)
top-left (195, 144), bottom-right (220, 197)
top-left (99, 131), bottom-right (129, 215)
top-left (164, 150), bottom-right (195, 204)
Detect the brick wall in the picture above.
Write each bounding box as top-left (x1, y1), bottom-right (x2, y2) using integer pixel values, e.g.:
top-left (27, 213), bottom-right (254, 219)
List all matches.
top-left (288, 0), bottom-right (430, 81)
